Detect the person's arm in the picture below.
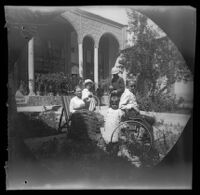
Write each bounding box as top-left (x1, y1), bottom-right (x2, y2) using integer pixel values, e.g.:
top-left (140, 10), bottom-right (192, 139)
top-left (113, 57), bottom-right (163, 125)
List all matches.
top-left (119, 92), bottom-right (129, 110)
top-left (128, 94), bottom-right (140, 114)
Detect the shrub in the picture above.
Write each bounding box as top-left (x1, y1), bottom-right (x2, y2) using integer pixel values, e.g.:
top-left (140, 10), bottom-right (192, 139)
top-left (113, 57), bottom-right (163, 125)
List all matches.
top-left (35, 73), bottom-right (82, 96)
top-left (136, 93), bottom-right (179, 112)
top-left (99, 78), bottom-right (112, 95)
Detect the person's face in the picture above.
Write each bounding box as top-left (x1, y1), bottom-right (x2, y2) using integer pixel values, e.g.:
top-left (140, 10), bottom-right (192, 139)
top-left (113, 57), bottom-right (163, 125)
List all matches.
top-left (110, 96), bottom-right (119, 110)
top-left (86, 83), bottom-right (92, 90)
top-left (128, 83), bottom-right (136, 93)
top-left (112, 73), bottom-right (119, 79)
top-left (75, 88), bottom-right (82, 98)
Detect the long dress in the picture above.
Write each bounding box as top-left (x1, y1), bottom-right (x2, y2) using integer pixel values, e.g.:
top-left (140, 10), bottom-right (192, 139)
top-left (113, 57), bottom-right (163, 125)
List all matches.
top-left (102, 108), bottom-right (124, 144)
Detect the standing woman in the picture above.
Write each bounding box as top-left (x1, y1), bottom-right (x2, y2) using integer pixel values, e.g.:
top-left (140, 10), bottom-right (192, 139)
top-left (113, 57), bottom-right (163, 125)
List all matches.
top-left (109, 67), bottom-right (125, 107)
top-left (82, 79), bottom-right (96, 111)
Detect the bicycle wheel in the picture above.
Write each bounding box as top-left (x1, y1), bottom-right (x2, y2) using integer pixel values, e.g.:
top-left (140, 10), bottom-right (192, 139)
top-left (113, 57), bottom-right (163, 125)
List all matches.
top-left (111, 120), bottom-right (153, 157)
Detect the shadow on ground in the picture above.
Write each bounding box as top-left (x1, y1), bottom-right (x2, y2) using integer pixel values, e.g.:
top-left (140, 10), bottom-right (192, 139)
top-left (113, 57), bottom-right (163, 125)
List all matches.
top-left (6, 113), bottom-right (192, 189)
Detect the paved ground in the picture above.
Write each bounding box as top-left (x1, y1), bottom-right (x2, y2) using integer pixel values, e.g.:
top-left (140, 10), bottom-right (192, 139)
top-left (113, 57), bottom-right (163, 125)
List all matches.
top-left (17, 105), bottom-right (191, 127)
top-left (98, 106), bottom-right (191, 126)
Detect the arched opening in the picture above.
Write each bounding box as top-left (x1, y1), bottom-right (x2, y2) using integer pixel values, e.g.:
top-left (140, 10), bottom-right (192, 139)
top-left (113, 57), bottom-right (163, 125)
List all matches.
top-left (83, 36), bottom-right (94, 80)
top-left (98, 33), bottom-right (119, 81)
top-left (34, 18), bottom-right (79, 75)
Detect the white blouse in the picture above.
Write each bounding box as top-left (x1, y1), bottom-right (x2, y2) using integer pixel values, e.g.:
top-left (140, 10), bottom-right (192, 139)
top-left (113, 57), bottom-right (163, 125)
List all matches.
top-left (119, 88), bottom-right (138, 110)
top-left (69, 96), bottom-right (85, 113)
top-left (81, 88), bottom-right (93, 102)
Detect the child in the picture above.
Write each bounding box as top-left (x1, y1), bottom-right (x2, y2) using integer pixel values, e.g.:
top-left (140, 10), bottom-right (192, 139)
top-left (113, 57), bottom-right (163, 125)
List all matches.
top-left (102, 80), bottom-right (140, 145)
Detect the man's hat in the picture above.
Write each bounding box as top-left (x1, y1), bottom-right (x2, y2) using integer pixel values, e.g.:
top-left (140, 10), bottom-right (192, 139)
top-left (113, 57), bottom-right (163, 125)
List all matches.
top-left (111, 67), bottom-right (120, 75)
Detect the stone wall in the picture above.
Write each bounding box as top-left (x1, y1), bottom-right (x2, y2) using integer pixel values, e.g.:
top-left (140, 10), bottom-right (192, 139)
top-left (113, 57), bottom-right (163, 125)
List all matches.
top-left (17, 96), bottom-right (74, 107)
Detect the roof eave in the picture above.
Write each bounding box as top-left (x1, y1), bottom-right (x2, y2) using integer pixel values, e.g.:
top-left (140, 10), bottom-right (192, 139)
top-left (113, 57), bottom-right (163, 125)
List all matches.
top-left (71, 8), bottom-right (127, 29)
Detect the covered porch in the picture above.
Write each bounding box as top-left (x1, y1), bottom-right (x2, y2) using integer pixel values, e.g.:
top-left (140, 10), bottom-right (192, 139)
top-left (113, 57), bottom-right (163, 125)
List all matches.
top-left (6, 7), bottom-right (121, 96)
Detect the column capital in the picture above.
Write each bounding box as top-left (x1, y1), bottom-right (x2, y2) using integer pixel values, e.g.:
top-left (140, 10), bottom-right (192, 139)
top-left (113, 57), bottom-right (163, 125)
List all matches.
top-left (94, 41), bottom-right (99, 49)
top-left (78, 34), bottom-right (83, 45)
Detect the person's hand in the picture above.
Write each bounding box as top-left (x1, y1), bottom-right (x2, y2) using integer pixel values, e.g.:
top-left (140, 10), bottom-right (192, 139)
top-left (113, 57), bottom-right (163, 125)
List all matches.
top-left (111, 90), bottom-right (118, 95)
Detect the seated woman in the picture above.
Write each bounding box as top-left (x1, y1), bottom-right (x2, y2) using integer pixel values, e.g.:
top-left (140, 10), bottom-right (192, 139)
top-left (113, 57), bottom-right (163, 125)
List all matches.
top-left (69, 86), bottom-right (86, 113)
top-left (82, 79), bottom-right (96, 111)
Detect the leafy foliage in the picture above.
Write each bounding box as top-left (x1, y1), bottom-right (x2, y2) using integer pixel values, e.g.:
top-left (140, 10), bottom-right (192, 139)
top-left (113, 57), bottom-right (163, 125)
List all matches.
top-left (98, 78), bottom-right (112, 95)
top-left (136, 92), bottom-right (178, 112)
top-left (121, 9), bottom-right (193, 112)
top-left (35, 72), bottom-right (83, 95)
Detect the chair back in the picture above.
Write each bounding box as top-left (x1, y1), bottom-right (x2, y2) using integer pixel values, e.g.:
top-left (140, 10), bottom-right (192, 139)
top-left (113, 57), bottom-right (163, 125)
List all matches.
top-left (93, 95), bottom-right (101, 111)
top-left (61, 95), bottom-right (72, 121)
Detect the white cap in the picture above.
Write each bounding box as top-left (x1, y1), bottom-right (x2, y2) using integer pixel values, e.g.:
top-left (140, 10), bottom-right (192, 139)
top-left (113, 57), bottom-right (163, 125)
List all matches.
top-left (84, 79), bottom-right (93, 85)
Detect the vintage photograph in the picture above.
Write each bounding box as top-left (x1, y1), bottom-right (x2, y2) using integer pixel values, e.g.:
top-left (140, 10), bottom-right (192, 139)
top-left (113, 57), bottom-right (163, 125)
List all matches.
top-left (5, 6), bottom-right (195, 189)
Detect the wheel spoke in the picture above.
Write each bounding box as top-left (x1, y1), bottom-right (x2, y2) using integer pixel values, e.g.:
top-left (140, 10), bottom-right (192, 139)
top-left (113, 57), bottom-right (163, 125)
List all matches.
top-left (114, 121), bottom-right (153, 158)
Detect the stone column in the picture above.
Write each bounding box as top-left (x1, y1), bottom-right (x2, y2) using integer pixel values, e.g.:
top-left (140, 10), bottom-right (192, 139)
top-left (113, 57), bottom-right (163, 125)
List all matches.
top-left (94, 46), bottom-right (98, 89)
top-left (28, 37), bottom-right (35, 96)
top-left (78, 43), bottom-right (83, 78)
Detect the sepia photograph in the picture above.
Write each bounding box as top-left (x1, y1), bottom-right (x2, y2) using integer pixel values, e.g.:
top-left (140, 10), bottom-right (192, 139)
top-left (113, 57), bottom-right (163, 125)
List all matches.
top-left (5, 5), bottom-right (195, 189)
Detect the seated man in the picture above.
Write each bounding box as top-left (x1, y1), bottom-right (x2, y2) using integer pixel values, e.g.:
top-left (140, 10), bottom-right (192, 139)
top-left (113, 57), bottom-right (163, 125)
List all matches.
top-left (69, 86), bottom-right (85, 113)
top-left (119, 79), bottom-right (140, 117)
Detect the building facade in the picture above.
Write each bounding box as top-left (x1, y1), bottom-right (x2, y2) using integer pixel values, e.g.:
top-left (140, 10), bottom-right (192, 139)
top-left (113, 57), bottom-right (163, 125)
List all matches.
top-left (6, 7), bottom-right (128, 95)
